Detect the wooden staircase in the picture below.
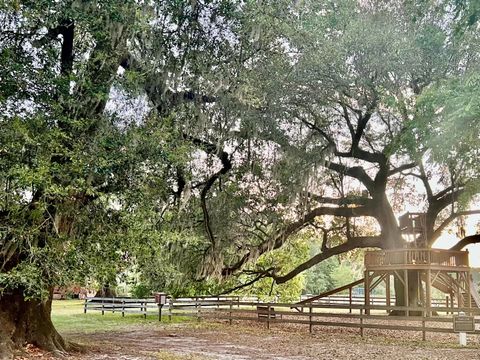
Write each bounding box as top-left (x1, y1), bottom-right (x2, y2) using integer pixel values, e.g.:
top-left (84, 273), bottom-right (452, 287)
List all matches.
top-left (424, 272), bottom-right (480, 308)
top-left (465, 278), bottom-right (480, 308)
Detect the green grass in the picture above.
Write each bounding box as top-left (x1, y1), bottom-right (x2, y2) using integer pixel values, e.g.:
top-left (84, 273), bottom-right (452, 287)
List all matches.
top-left (52, 300), bottom-right (192, 334)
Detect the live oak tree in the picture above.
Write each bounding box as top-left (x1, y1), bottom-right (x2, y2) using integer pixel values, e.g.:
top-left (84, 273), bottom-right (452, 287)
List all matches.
top-left (0, 0), bottom-right (276, 356)
top-left (2, 1), bottom-right (480, 357)
top-left (164, 0), bottom-right (480, 308)
top-left (0, 1), bottom-right (139, 356)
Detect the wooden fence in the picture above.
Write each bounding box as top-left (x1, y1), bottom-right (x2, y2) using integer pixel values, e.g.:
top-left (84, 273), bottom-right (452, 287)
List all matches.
top-left (83, 295), bottom-right (243, 319)
top-left (83, 296), bottom-right (480, 341)
top-left (84, 297), bottom-right (158, 318)
top-left (167, 298), bottom-right (480, 341)
top-left (301, 294), bottom-right (451, 307)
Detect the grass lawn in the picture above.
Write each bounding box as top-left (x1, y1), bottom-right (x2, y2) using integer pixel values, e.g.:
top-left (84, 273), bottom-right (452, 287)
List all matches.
top-left (51, 300), bottom-right (190, 334)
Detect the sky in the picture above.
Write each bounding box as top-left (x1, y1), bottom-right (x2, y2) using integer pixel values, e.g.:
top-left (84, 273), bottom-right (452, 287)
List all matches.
top-left (432, 214), bottom-right (480, 268)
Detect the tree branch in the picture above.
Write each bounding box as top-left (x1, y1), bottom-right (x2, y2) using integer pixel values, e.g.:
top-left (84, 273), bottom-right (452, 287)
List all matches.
top-left (431, 210), bottom-right (480, 242)
top-left (387, 162), bottom-right (417, 177)
top-left (222, 204), bottom-right (375, 276)
top-left (308, 194), bottom-right (372, 206)
top-left (183, 134), bottom-right (232, 247)
top-left (273, 236), bottom-right (383, 284)
top-left (326, 161), bottom-right (375, 193)
top-left (450, 234), bottom-right (480, 251)
top-left (215, 270), bottom-right (273, 296)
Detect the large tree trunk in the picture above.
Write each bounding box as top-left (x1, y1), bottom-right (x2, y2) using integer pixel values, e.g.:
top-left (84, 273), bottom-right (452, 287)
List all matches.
top-left (95, 284), bottom-right (116, 298)
top-left (0, 288), bottom-right (75, 359)
top-left (374, 198), bottom-right (423, 315)
top-left (392, 270), bottom-right (423, 316)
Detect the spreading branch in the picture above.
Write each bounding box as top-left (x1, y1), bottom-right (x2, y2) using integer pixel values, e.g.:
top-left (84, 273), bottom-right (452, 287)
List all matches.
top-left (273, 235), bottom-right (382, 284)
top-left (326, 161), bottom-right (375, 193)
top-left (450, 234), bottom-right (480, 251)
top-left (387, 162), bottom-right (417, 177)
top-left (183, 134), bottom-right (232, 247)
top-left (431, 210), bottom-right (480, 242)
top-left (222, 203), bottom-right (375, 276)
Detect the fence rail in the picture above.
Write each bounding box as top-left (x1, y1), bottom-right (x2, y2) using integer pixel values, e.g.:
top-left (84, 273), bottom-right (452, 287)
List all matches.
top-left (300, 294), bottom-right (450, 307)
top-left (83, 295), bottom-right (244, 319)
top-left (83, 296), bottom-right (480, 342)
top-left (84, 297), bottom-right (158, 318)
top-left (167, 299), bottom-right (480, 342)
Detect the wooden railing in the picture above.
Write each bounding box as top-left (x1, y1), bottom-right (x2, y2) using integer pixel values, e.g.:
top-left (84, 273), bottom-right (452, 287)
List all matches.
top-left (364, 249), bottom-right (469, 268)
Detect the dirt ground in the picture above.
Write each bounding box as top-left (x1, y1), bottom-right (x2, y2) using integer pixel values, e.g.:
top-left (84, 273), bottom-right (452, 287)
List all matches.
top-left (29, 320), bottom-right (480, 360)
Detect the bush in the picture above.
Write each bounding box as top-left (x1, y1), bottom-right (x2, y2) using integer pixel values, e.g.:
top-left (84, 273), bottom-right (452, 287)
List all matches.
top-left (131, 284), bottom-right (151, 298)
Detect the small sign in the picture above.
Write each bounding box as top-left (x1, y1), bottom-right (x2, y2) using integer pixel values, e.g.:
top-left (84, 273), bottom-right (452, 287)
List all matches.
top-left (154, 292), bottom-right (167, 305)
top-left (453, 315), bottom-right (475, 333)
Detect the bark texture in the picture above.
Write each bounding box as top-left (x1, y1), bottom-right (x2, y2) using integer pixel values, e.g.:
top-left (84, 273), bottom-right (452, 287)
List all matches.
top-left (0, 289), bottom-right (77, 359)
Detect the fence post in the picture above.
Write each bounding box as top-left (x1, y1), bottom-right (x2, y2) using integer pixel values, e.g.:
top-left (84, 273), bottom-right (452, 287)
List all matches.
top-left (422, 309), bottom-right (426, 341)
top-left (101, 298), bottom-right (104, 316)
top-left (112, 297), bottom-right (115, 314)
top-left (143, 300), bottom-right (147, 319)
top-left (349, 288), bottom-right (352, 314)
top-left (267, 304), bottom-right (271, 330)
top-left (84, 299), bottom-right (87, 314)
top-left (195, 297), bottom-right (198, 320)
top-left (198, 300), bottom-right (202, 322)
top-left (122, 299), bottom-right (125, 317)
top-left (309, 305), bottom-right (313, 333)
top-left (168, 298), bottom-right (173, 322)
top-left (360, 308), bottom-right (364, 338)
top-left (229, 301), bottom-right (233, 325)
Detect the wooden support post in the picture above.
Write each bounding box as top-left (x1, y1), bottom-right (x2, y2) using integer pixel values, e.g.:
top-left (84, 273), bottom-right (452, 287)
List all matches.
top-left (386, 273), bottom-right (391, 314)
top-left (457, 273), bottom-right (463, 308)
top-left (309, 305), bottom-right (313, 333)
top-left (466, 271), bottom-right (472, 313)
top-left (450, 291), bottom-right (455, 313)
top-left (364, 271), bottom-right (370, 315)
top-left (112, 298), bottom-right (115, 314)
top-left (404, 269), bottom-right (409, 316)
top-left (229, 301), bottom-right (233, 325)
top-left (122, 299), bottom-right (125, 317)
top-left (426, 269), bottom-right (431, 317)
top-left (143, 301), bottom-right (147, 319)
top-left (419, 271), bottom-right (425, 307)
top-left (84, 299), bottom-right (87, 314)
top-left (446, 295), bottom-right (450, 315)
top-left (101, 298), bottom-right (104, 316)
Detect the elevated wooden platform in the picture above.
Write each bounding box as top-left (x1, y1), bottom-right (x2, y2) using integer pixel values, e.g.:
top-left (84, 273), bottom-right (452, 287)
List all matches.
top-left (364, 248), bottom-right (469, 271)
top-left (364, 248), bottom-right (477, 313)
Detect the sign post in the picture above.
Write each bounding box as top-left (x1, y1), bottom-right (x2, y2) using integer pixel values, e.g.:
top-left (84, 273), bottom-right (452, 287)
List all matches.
top-left (453, 312), bottom-right (475, 346)
top-left (154, 292), bottom-right (167, 322)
